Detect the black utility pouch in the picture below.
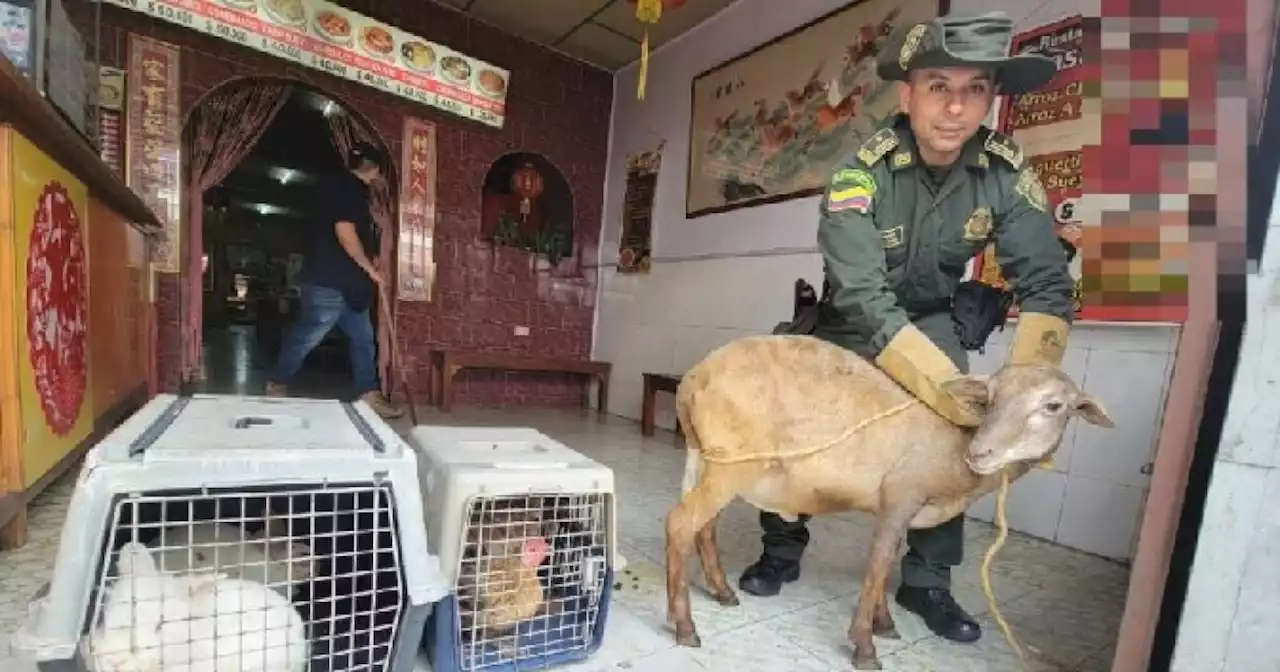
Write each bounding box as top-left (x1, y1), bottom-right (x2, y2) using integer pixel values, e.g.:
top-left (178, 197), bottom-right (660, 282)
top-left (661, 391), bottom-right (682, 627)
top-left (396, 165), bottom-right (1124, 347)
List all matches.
top-left (951, 280), bottom-right (1014, 353)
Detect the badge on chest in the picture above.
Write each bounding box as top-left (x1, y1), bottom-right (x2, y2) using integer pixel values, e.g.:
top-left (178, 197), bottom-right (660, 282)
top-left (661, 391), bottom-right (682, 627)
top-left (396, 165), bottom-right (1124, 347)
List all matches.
top-left (963, 208), bottom-right (993, 243)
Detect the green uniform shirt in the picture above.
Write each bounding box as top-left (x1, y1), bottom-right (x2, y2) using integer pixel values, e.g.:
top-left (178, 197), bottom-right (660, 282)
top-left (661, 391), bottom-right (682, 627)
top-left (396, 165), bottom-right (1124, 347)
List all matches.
top-left (815, 113), bottom-right (1074, 358)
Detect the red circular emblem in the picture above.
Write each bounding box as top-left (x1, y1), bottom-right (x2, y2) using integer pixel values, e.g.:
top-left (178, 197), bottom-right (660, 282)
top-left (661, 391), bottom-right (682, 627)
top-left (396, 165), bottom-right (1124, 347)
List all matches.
top-left (26, 181), bottom-right (88, 436)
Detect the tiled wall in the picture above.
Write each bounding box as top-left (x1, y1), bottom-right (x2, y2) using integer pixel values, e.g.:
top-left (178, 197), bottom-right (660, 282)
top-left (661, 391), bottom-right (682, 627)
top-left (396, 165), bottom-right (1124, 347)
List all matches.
top-left (1171, 173), bottom-right (1280, 672)
top-left (594, 0), bottom-right (1176, 562)
top-left (966, 325), bottom-right (1177, 561)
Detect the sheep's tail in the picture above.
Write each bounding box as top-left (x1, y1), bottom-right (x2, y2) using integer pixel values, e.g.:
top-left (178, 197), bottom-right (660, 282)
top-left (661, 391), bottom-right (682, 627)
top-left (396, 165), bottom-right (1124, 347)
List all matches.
top-left (681, 445), bottom-right (702, 496)
top-left (676, 381), bottom-right (702, 495)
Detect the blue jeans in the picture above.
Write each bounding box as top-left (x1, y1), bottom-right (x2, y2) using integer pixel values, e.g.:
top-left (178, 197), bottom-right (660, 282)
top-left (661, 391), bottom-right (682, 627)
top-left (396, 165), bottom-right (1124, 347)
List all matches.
top-left (269, 283), bottom-right (378, 395)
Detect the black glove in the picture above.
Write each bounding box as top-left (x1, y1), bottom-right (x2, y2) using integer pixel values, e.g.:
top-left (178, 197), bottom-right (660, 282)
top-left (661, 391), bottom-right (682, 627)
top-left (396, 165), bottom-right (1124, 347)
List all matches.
top-left (951, 280), bottom-right (1014, 353)
top-left (773, 278), bottom-right (821, 335)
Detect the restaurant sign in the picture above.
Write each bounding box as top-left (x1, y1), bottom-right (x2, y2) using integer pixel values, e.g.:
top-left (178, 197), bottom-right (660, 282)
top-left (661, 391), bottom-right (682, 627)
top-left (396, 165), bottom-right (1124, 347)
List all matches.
top-left (102, 0), bottom-right (510, 128)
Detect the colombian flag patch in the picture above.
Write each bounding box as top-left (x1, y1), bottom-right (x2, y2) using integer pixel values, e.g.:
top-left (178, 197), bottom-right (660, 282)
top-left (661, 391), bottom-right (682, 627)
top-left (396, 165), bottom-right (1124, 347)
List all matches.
top-left (829, 186), bottom-right (871, 213)
top-left (827, 167), bottom-right (875, 214)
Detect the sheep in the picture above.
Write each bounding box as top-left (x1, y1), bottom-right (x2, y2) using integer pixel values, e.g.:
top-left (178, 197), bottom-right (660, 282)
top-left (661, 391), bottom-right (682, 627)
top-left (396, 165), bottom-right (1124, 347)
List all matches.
top-left (663, 334), bottom-right (1115, 670)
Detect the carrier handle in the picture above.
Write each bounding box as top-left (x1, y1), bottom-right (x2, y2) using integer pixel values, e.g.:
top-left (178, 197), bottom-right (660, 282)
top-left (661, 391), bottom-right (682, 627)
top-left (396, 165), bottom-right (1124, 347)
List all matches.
top-left (128, 395), bottom-right (192, 457)
top-left (342, 401), bottom-right (387, 453)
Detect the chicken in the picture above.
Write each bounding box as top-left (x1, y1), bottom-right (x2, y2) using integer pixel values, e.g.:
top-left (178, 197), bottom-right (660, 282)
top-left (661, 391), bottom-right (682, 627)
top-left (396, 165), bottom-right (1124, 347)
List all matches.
top-left (456, 497), bottom-right (555, 657)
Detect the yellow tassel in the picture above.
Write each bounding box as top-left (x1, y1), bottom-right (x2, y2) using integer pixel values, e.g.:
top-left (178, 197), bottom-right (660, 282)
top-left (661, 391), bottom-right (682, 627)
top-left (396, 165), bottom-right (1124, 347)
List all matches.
top-left (636, 0), bottom-right (662, 101)
top-left (638, 31), bottom-right (650, 100)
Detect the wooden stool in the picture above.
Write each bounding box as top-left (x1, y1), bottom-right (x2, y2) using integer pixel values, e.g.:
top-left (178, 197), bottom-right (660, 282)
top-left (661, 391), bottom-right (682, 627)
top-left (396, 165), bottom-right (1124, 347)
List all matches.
top-left (641, 373), bottom-right (682, 437)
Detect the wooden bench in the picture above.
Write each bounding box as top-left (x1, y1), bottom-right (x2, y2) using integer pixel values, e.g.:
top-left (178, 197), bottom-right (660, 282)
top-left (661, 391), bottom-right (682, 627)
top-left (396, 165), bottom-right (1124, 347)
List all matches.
top-left (429, 350), bottom-right (611, 413)
top-left (642, 373), bottom-right (683, 437)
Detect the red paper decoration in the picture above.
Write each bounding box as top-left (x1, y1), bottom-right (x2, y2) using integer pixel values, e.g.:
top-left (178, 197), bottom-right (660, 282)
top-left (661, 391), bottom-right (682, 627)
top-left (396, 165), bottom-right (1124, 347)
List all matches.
top-left (26, 181), bottom-right (88, 436)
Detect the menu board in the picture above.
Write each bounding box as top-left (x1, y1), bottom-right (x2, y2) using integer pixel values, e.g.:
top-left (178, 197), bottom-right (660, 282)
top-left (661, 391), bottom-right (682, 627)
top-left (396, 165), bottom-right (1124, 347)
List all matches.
top-left (103, 0), bottom-right (510, 128)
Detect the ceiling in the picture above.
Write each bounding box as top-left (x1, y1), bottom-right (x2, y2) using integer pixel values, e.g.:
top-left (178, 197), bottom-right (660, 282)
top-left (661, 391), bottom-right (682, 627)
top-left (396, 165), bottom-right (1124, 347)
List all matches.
top-left (431, 0), bottom-right (741, 71)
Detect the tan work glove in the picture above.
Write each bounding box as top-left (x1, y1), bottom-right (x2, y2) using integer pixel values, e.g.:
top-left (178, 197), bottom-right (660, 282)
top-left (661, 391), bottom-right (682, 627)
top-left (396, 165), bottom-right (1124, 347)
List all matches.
top-left (1009, 312), bottom-right (1069, 366)
top-left (875, 324), bottom-right (984, 427)
top-left (1008, 312), bottom-right (1071, 468)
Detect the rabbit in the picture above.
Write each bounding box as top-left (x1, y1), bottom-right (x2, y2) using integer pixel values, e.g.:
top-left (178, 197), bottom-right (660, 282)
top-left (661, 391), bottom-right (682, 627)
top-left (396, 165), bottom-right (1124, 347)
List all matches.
top-left (90, 542), bottom-right (310, 672)
top-left (148, 518), bottom-right (314, 598)
top-left (91, 541), bottom-right (200, 672)
top-left (180, 572), bottom-right (310, 672)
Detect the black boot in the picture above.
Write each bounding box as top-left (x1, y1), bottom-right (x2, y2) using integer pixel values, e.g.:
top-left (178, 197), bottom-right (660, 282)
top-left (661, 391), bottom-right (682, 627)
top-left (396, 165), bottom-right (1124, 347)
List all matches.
top-left (737, 554), bottom-right (801, 597)
top-left (895, 585), bottom-right (982, 643)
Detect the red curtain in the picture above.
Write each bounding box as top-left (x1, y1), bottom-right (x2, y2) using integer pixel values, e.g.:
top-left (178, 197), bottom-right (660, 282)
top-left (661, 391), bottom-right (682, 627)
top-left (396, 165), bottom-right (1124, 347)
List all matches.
top-left (326, 112), bottom-right (395, 394)
top-left (183, 82), bottom-right (292, 382)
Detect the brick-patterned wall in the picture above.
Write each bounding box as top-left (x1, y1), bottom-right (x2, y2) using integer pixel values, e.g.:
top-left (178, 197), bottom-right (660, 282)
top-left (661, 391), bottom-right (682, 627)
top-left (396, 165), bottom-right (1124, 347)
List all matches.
top-left (84, 1), bottom-right (611, 406)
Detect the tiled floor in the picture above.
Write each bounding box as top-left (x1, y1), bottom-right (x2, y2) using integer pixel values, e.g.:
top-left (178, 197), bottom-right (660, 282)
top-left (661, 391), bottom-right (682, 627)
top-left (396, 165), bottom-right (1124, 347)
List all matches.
top-left (0, 405), bottom-right (1126, 671)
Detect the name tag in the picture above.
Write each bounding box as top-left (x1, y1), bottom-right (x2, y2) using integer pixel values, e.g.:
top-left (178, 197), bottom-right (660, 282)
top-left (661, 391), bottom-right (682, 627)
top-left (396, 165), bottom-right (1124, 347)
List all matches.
top-left (881, 226), bottom-right (904, 249)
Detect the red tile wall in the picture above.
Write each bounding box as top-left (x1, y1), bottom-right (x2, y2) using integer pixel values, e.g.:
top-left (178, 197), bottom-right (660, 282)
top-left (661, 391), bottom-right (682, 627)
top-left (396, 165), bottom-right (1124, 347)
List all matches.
top-left (83, 1), bottom-right (611, 407)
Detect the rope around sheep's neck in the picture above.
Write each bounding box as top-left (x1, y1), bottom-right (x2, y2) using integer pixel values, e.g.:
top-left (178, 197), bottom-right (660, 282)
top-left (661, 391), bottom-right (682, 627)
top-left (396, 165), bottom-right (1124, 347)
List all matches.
top-left (981, 470), bottom-right (1031, 671)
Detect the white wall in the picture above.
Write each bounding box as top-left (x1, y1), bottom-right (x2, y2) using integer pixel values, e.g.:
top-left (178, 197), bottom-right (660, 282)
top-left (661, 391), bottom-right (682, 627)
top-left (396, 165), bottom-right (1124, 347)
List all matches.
top-left (1170, 171), bottom-right (1280, 672)
top-left (593, 0), bottom-right (1176, 561)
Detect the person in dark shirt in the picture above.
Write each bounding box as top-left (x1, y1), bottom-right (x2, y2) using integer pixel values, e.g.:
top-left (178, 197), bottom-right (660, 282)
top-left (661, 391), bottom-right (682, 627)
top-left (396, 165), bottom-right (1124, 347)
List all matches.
top-left (265, 142), bottom-right (403, 419)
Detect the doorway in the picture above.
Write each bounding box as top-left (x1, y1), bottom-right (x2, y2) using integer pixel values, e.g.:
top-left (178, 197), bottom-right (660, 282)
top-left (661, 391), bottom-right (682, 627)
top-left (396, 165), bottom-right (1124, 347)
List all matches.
top-left (182, 82), bottom-right (393, 397)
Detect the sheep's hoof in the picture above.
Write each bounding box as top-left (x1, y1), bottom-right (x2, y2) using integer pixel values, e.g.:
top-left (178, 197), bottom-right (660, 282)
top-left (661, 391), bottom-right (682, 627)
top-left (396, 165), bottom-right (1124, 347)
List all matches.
top-left (852, 649), bottom-right (882, 671)
top-left (872, 623), bottom-right (900, 640)
top-left (713, 589), bottom-right (740, 607)
top-left (674, 624), bottom-right (702, 648)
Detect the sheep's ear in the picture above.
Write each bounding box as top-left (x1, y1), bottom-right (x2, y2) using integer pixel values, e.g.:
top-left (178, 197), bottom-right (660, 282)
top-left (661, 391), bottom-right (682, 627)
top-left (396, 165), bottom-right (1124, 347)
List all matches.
top-left (940, 375), bottom-right (990, 409)
top-left (1073, 394), bottom-right (1115, 428)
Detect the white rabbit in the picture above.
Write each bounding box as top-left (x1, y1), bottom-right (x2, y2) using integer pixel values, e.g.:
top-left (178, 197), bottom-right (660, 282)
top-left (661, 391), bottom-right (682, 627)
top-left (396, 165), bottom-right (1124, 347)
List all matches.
top-left (90, 542), bottom-right (310, 672)
top-left (181, 572), bottom-right (310, 672)
top-left (148, 519), bottom-right (314, 598)
top-left (91, 541), bottom-right (198, 672)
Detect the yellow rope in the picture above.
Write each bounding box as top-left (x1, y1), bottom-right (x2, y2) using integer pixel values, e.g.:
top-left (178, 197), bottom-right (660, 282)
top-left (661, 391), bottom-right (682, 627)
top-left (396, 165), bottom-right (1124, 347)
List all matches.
top-left (636, 0), bottom-right (662, 100)
top-left (700, 399), bottom-right (920, 464)
top-left (981, 470), bottom-right (1031, 671)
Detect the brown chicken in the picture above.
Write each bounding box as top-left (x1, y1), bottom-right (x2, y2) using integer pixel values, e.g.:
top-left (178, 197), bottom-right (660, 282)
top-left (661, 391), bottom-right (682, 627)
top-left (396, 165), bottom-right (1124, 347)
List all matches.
top-left (456, 497), bottom-right (555, 658)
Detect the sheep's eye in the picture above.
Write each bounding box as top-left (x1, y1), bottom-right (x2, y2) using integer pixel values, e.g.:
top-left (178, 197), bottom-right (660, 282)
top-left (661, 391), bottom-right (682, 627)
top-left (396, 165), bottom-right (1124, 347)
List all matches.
top-left (1045, 401), bottom-right (1065, 413)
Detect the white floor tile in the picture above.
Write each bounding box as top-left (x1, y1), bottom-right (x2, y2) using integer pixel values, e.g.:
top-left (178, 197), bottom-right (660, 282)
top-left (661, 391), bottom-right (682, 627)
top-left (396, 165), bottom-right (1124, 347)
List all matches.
top-left (1, 407), bottom-right (1129, 672)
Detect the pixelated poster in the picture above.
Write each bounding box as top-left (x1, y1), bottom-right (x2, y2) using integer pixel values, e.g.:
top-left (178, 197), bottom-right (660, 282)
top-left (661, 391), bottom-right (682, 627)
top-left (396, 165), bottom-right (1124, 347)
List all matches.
top-left (973, 16), bottom-right (1095, 320)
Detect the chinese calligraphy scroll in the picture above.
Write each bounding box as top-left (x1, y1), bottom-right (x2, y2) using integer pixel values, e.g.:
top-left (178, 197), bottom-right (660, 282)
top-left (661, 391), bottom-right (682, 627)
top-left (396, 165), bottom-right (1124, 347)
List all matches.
top-left (618, 143), bottom-right (662, 274)
top-left (397, 117), bottom-right (437, 302)
top-left (125, 35), bottom-right (182, 274)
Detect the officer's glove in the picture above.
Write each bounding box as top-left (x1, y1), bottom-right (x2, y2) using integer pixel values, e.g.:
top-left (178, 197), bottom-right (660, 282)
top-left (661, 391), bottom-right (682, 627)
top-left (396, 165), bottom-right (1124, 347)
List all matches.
top-left (1008, 312), bottom-right (1069, 366)
top-left (1008, 312), bottom-right (1071, 468)
top-left (874, 324), bottom-right (985, 427)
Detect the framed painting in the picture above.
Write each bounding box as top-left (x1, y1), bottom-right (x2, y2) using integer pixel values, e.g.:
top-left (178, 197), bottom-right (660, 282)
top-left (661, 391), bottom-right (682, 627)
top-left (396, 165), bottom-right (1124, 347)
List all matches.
top-left (686, 0), bottom-right (946, 218)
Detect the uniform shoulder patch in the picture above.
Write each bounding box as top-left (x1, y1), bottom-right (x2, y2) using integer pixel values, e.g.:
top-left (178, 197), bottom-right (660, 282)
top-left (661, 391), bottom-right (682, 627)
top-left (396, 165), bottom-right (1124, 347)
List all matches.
top-left (856, 128), bottom-right (899, 167)
top-left (983, 130), bottom-right (1023, 170)
top-left (1014, 167), bottom-right (1049, 213)
top-left (827, 167), bottom-right (876, 214)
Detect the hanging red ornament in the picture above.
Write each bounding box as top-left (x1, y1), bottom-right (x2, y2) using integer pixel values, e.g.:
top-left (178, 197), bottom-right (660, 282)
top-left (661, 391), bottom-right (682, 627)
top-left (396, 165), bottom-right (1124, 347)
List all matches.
top-left (510, 162), bottom-right (544, 216)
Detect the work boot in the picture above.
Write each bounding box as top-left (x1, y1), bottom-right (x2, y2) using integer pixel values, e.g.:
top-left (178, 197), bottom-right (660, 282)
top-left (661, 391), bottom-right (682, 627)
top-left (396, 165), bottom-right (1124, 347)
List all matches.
top-left (360, 391), bottom-right (405, 419)
top-left (264, 381), bottom-right (288, 398)
top-left (895, 585), bottom-right (982, 643)
top-left (737, 554), bottom-right (801, 597)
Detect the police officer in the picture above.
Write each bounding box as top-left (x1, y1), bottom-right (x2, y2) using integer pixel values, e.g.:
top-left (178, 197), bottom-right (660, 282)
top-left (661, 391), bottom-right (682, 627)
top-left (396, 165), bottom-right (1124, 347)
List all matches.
top-left (738, 12), bottom-right (1075, 645)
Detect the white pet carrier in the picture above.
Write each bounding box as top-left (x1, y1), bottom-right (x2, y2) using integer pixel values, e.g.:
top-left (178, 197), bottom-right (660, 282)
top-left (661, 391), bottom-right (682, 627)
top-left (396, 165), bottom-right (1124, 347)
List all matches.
top-left (409, 426), bottom-right (616, 672)
top-left (12, 394), bottom-right (450, 672)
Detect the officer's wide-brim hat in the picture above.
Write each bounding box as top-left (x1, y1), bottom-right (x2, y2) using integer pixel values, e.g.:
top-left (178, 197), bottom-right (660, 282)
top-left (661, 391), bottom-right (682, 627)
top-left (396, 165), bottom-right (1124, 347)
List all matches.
top-left (876, 12), bottom-right (1056, 96)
